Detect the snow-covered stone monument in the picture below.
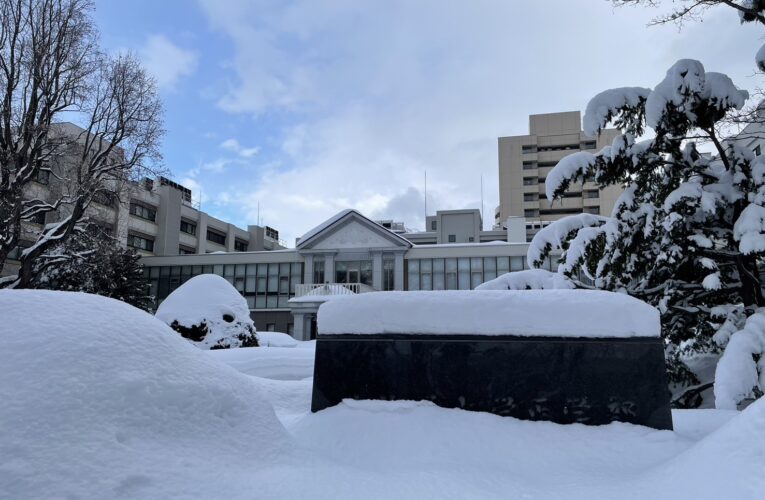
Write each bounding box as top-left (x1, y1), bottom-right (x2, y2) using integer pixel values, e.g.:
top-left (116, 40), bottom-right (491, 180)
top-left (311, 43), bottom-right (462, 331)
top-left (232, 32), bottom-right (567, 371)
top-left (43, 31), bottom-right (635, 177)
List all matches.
top-left (312, 289), bottom-right (673, 429)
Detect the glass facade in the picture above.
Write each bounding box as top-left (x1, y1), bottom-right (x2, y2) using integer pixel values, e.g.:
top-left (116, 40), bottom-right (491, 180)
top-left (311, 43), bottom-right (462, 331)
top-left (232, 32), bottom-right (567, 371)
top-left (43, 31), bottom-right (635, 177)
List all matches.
top-left (406, 255), bottom-right (553, 291)
top-left (144, 262), bottom-right (303, 310)
top-left (335, 260), bottom-right (372, 285)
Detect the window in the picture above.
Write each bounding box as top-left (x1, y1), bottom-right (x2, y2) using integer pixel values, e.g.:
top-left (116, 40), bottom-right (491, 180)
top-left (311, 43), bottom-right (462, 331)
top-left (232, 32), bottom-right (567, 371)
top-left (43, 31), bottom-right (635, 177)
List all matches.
top-left (129, 202), bottom-right (156, 222)
top-left (266, 323), bottom-right (276, 332)
top-left (448, 234), bottom-right (456, 243)
top-left (581, 141), bottom-right (597, 150)
top-left (93, 190), bottom-right (117, 207)
top-left (584, 206), bottom-right (601, 215)
top-left (206, 229), bottom-right (226, 245)
top-left (523, 177), bottom-right (536, 186)
top-left (234, 239), bottom-right (248, 252)
top-left (30, 211), bottom-right (45, 225)
top-left (524, 209), bottom-right (539, 218)
top-left (313, 260), bottom-right (325, 284)
top-left (755, 145), bottom-right (762, 156)
top-left (540, 207), bottom-right (584, 216)
top-left (522, 161), bottom-right (537, 170)
top-left (265, 226), bottom-right (279, 240)
top-left (127, 233), bottom-right (154, 252)
top-left (538, 144), bottom-right (579, 152)
top-left (34, 169), bottom-right (50, 185)
top-left (468, 237), bottom-right (474, 242)
top-left (93, 221), bottom-right (114, 236)
top-left (430, 220), bottom-right (437, 230)
top-left (178, 245), bottom-right (195, 255)
top-left (523, 193), bottom-right (538, 202)
top-left (180, 220), bottom-right (196, 235)
top-left (584, 190), bottom-right (599, 199)
top-left (383, 259), bottom-right (395, 291)
top-left (521, 144), bottom-right (537, 153)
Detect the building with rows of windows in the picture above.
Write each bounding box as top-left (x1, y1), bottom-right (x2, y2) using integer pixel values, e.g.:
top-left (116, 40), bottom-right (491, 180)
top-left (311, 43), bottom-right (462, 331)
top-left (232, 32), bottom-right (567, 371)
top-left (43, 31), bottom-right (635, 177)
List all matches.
top-left (141, 208), bottom-right (554, 340)
top-left (1, 123), bottom-right (285, 279)
top-left (495, 111), bottom-right (623, 241)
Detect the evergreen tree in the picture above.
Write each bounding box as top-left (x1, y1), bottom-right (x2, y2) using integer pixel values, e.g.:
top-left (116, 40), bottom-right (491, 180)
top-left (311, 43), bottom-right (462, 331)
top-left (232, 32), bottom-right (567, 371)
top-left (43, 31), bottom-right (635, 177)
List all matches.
top-left (31, 226), bottom-right (153, 311)
top-left (528, 59), bottom-right (765, 408)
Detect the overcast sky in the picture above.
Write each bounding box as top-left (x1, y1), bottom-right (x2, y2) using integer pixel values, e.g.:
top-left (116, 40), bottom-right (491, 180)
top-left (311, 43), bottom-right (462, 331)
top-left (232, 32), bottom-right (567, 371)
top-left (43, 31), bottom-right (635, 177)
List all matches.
top-left (94, 0), bottom-right (763, 245)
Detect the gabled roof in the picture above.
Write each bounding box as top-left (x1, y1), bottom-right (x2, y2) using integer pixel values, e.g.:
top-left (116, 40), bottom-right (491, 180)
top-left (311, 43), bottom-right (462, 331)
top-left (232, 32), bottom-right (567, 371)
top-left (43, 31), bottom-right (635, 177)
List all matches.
top-left (296, 209), bottom-right (412, 250)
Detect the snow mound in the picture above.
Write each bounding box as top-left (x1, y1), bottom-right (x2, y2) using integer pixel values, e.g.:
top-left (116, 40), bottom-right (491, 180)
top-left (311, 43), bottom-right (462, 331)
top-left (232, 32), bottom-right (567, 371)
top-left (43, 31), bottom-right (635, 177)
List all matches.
top-left (476, 269), bottom-right (575, 290)
top-left (642, 398), bottom-right (765, 499)
top-left (0, 290), bottom-right (289, 499)
top-left (258, 331), bottom-right (300, 347)
top-left (155, 273), bottom-right (258, 349)
top-left (318, 290), bottom-right (660, 338)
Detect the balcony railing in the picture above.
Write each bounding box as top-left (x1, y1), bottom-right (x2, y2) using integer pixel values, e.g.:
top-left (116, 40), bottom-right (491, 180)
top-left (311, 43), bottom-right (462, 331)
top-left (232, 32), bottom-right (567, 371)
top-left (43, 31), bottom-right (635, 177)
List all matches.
top-left (294, 283), bottom-right (377, 297)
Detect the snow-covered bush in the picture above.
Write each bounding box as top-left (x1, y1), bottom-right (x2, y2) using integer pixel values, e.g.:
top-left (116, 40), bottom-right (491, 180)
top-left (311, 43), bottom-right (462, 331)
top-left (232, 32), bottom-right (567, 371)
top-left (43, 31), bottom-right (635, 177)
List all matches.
top-left (527, 58), bottom-right (765, 407)
top-left (0, 289), bottom-right (287, 498)
top-left (156, 274), bottom-right (259, 349)
top-left (476, 269), bottom-right (574, 290)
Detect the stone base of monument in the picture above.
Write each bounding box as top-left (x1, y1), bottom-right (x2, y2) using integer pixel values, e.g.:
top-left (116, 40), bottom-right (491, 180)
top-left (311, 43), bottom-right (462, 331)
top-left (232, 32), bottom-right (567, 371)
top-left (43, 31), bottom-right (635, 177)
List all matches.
top-left (311, 290), bottom-right (673, 430)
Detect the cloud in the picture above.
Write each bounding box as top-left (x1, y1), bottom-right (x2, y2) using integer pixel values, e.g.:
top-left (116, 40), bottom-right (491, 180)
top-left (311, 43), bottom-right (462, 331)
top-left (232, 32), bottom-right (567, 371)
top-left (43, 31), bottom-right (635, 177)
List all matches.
top-left (220, 138), bottom-right (260, 158)
top-left (220, 138), bottom-right (240, 151)
top-left (140, 34), bottom-right (198, 90)
top-left (197, 0), bottom-right (763, 244)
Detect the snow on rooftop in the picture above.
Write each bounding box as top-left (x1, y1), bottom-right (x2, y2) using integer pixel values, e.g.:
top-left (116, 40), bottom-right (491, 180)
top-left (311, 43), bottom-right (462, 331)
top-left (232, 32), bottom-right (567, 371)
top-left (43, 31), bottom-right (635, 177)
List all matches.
top-left (318, 290), bottom-right (660, 338)
top-left (297, 209), bottom-right (356, 245)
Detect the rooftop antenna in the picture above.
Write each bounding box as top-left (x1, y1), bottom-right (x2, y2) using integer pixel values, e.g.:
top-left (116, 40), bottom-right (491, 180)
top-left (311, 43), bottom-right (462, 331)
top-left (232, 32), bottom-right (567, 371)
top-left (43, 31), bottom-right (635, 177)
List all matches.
top-left (424, 170), bottom-right (428, 224)
top-left (480, 175), bottom-right (485, 230)
top-left (257, 201), bottom-right (260, 227)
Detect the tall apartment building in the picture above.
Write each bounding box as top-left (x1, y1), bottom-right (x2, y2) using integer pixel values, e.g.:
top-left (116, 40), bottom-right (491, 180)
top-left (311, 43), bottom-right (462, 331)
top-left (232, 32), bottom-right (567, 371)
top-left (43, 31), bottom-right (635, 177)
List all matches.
top-left (496, 111), bottom-right (622, 241)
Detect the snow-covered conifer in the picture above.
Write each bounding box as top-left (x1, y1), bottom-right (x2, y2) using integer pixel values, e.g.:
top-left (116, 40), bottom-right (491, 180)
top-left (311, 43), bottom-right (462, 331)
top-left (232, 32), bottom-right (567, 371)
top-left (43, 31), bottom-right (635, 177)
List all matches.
top-left (527, 58), bottom-right (765, 406)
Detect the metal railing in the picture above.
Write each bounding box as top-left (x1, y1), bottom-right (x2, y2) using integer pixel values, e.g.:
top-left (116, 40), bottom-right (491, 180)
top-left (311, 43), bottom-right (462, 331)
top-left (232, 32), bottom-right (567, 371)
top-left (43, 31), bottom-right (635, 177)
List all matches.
top-left (294, 283), bottom-right (377, 297)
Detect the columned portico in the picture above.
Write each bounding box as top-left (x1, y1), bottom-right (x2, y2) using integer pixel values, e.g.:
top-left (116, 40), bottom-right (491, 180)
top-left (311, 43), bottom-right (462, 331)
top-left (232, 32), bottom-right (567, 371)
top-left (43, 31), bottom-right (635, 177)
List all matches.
top-left (288, 210), bottom-right (413, 336)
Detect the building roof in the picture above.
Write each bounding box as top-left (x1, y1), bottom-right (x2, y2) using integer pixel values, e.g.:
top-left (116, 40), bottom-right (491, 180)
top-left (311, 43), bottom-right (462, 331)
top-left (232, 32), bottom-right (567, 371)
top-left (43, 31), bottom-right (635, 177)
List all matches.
top-left (296, 209), bottom-right (412, 250)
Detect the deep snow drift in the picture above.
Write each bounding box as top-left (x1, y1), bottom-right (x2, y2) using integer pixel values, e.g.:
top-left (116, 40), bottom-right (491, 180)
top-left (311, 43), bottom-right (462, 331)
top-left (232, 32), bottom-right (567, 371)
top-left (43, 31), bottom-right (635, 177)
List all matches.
top-left (155, 273), bottom-right (258, 349)
top-left (0, 290), bottom-right (288, 499)
top-left (3, 290), bottom-right (765, 499)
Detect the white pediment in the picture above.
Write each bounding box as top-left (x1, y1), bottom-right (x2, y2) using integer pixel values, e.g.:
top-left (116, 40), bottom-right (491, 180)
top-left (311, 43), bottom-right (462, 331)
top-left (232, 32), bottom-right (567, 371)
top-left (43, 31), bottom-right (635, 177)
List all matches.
top-left (311, 220), bottom-right (401, 250)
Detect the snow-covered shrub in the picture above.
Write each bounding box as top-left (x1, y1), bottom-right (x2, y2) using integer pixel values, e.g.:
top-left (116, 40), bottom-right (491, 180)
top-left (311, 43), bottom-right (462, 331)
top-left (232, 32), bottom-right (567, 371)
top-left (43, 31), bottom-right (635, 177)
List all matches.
top-left (155, 274), bottom-right (259, 349)
top-left (525, 58), bottom-right (765, 407)
top-left (0, 289), bottom-right (288, 498)
top-left (476, 269), bottom-right (574, 290)
top-left (257, 331), bottom-right (299, 347)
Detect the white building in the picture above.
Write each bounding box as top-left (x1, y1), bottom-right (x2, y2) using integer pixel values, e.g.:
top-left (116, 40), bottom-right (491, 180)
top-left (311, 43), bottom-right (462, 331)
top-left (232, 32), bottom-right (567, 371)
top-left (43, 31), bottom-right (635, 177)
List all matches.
top-left (141, 209), bottom-right (550, 340)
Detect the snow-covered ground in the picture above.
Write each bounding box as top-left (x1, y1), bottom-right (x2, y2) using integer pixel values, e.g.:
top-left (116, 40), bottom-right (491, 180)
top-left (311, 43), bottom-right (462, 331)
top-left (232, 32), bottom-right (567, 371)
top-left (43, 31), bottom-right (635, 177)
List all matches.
top-left (2, 290), bottom-right (764, 499)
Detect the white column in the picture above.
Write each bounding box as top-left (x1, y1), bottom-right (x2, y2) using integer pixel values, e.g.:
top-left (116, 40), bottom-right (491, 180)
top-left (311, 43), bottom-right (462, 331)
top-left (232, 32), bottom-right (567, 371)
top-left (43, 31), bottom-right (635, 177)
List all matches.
top-left (394, 252), bottom-right (405, 291)
top-left (304, 254), bottom-right (314, 284)
top-left (324, 254), bottom-right (335, 284)
top-left (372, 252), bottom-right (383, 290)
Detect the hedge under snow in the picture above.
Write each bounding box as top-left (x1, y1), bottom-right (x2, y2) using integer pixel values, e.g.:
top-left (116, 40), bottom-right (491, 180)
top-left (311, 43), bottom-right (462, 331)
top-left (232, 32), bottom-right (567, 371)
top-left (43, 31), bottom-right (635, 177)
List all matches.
top-left (155, 273), bottom-right (258, 349)
top-left (318, 290), bottom-right (660, 338)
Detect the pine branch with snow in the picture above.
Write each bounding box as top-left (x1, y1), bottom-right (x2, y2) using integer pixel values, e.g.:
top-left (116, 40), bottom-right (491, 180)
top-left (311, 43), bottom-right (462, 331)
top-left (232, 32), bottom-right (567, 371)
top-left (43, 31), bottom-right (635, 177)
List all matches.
top-left (527, 58), bottom-right (765, 407)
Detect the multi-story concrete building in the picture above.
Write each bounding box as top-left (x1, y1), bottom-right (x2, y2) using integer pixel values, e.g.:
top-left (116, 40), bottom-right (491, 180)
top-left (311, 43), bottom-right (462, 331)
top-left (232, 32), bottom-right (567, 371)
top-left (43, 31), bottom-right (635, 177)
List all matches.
top-left (2, 124), bottom-right (284, 278)
top-left (120, 176), bottom-right (285, 257)
top-left (141, 209), bottom-right (554, 340)
top-left (496, 111), bottom-right (622, 241)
